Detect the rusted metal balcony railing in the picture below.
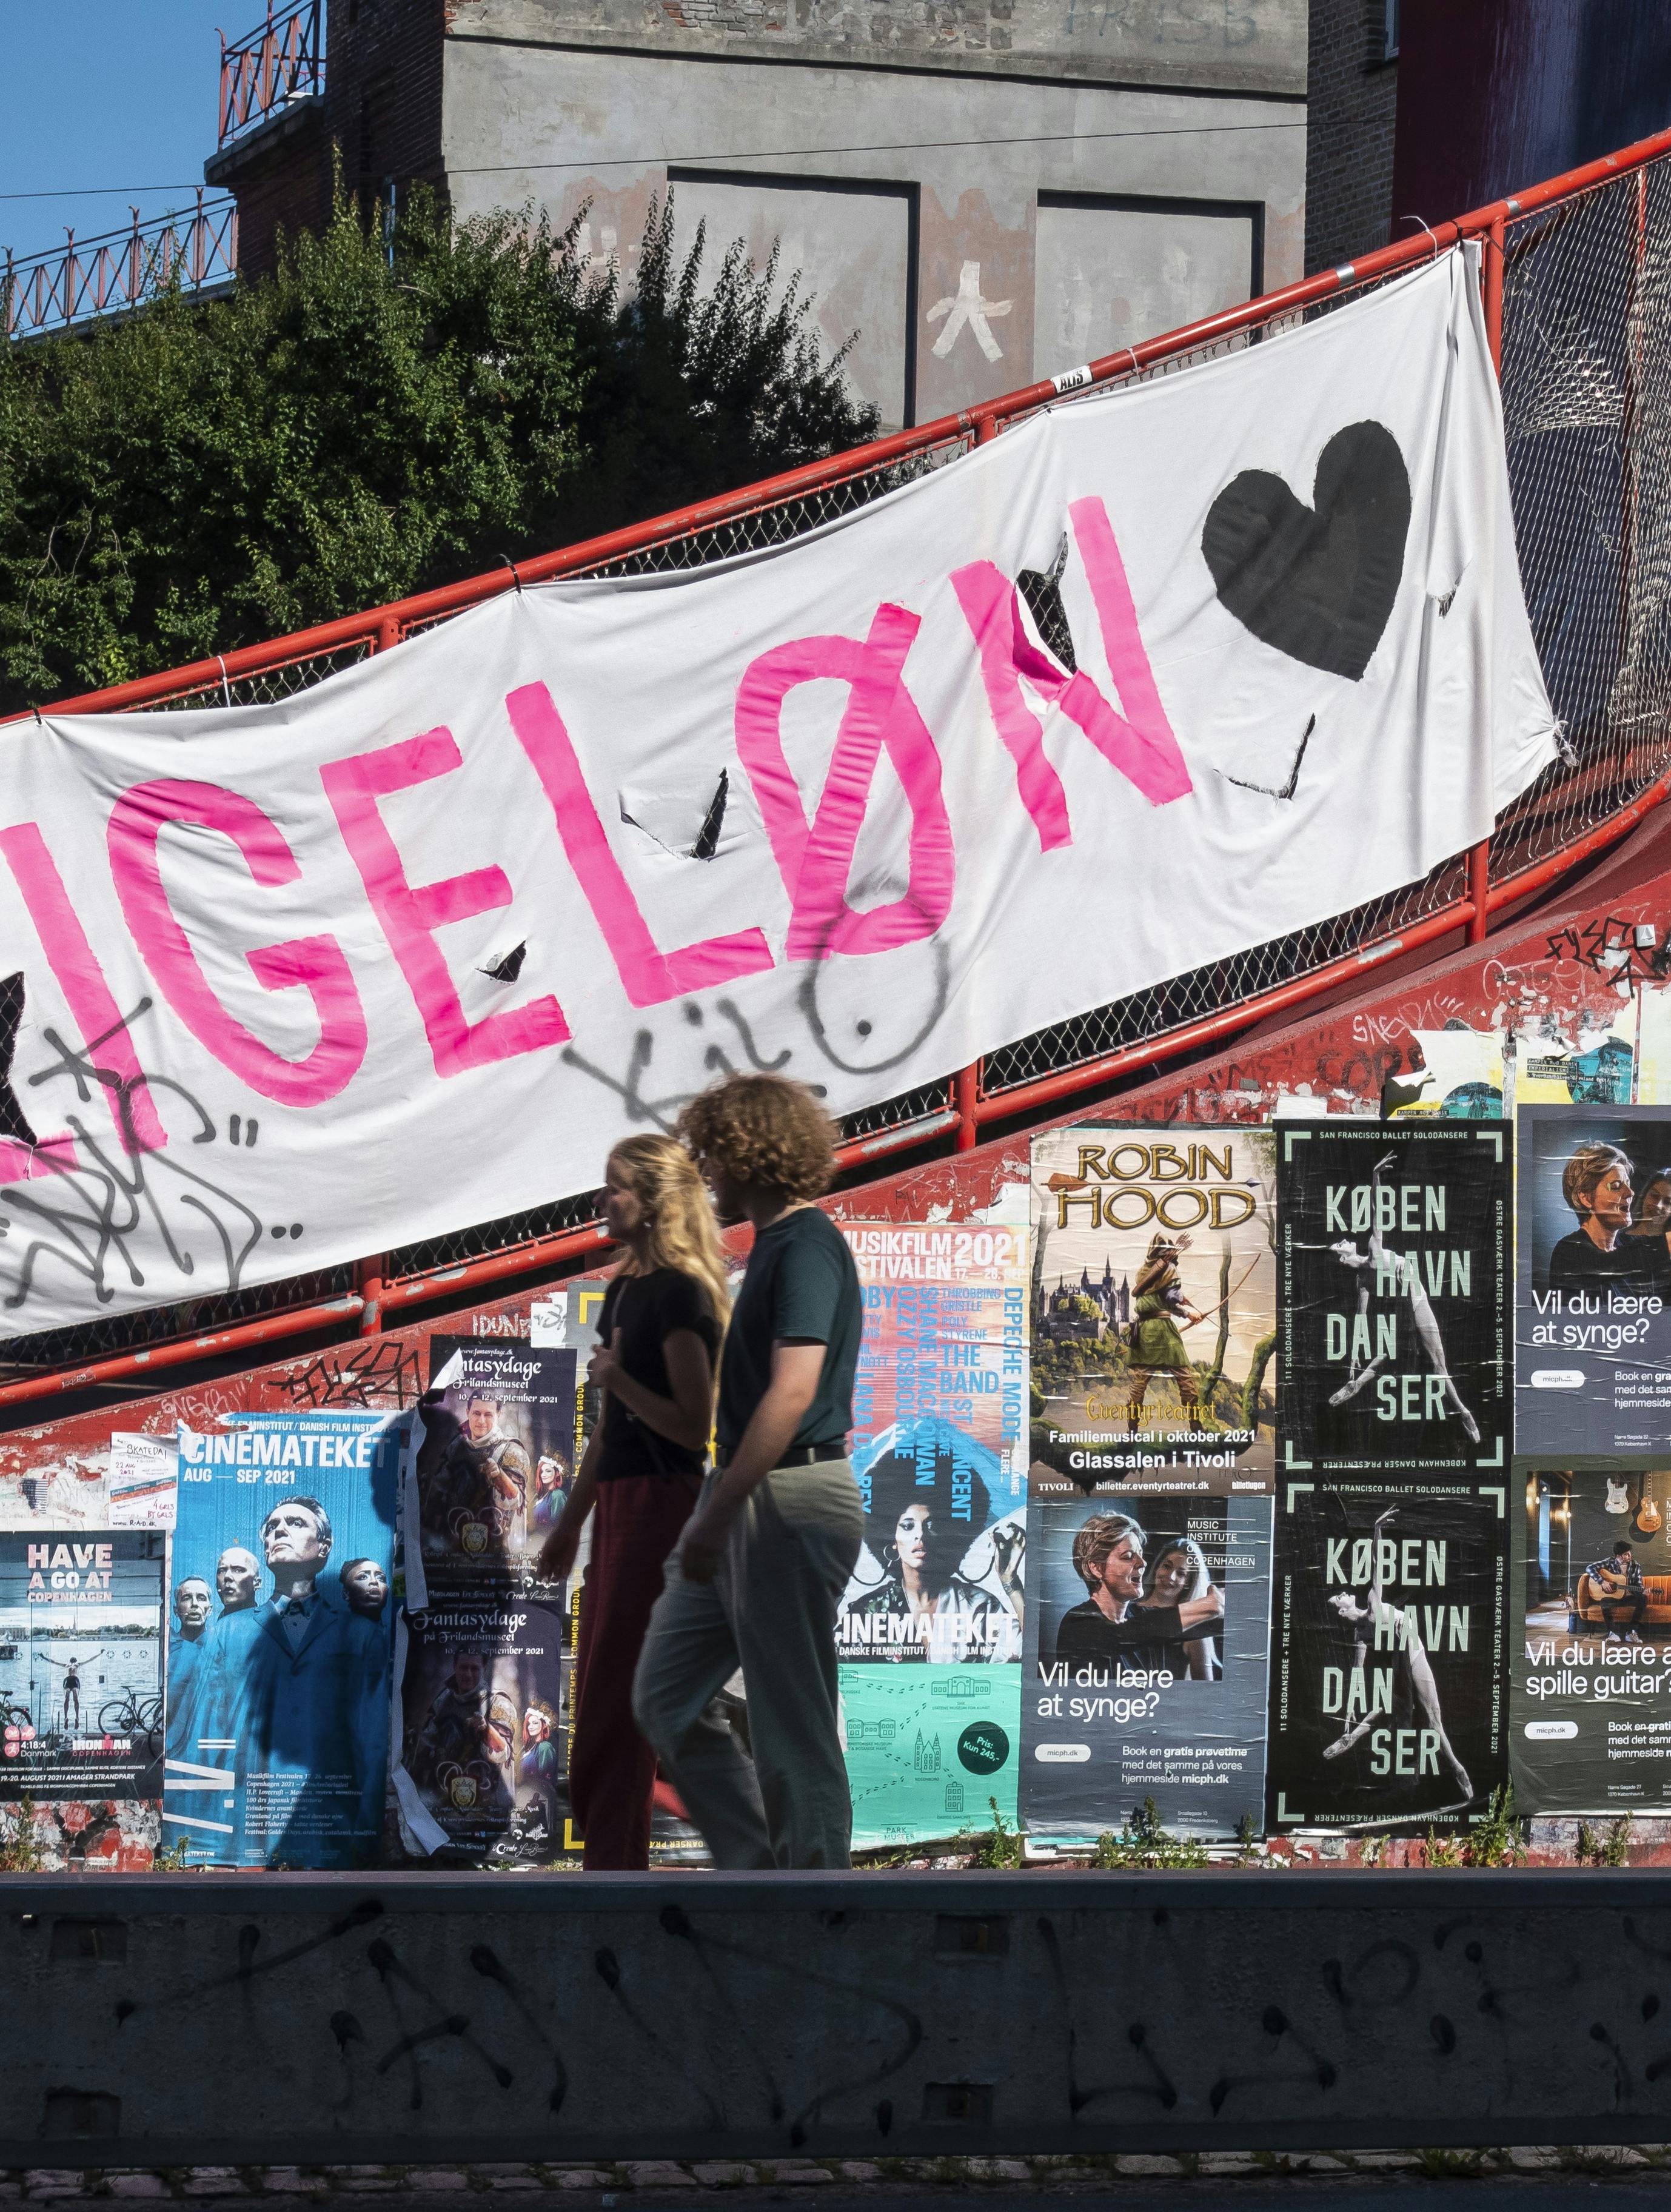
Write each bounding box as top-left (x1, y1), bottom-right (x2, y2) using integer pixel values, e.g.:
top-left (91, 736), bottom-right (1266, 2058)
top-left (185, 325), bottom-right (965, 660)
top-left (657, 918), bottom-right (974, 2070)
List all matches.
top-left (218, 0), bottom-right (326, 149)
top-left (2, 193), bottom-right (238, 341)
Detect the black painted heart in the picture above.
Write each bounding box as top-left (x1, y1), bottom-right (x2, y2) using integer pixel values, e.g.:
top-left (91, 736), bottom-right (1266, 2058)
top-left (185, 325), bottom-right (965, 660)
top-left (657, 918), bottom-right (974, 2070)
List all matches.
top-left (1201, 420), bottom-right (1411, 682)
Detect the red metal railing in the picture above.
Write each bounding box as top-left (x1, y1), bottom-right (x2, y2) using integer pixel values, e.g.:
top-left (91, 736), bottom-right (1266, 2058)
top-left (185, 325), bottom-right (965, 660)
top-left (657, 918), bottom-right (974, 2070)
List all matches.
top-left (4, 122), bottom-right (1671, 1403)
top-left (219, 0), bottom-right (326, 149)
top-left (2, 193), bottom-right (237, 341)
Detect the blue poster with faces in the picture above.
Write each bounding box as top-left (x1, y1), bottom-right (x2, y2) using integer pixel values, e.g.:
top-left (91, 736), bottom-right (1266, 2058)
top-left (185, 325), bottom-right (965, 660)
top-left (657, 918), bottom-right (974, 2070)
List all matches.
top-left (164, 1412), bottom-right (400, 1868)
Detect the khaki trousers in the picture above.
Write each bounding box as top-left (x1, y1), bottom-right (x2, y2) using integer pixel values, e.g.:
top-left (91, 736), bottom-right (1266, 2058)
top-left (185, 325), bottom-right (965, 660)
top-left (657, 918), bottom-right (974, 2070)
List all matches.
top-left (632, 1460), bottom-right (863, 1870)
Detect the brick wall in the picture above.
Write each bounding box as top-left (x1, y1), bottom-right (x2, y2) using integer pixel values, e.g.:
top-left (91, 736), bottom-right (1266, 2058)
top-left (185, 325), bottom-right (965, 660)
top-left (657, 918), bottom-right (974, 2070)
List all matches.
top-left (215, 0), bottom-right (449, 279)
top-left (1304, 0), bottom-right (1399, 276)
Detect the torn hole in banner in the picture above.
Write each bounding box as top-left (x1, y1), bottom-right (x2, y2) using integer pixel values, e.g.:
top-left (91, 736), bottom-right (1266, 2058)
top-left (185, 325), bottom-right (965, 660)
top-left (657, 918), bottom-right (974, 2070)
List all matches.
top-left (619, 768), bottom-right (742, 860)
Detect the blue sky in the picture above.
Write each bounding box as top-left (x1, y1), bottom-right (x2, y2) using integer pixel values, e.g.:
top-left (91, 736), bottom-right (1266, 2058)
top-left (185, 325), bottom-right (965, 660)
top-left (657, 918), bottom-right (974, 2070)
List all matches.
top-left (1, 1), bottom-right (233, 265)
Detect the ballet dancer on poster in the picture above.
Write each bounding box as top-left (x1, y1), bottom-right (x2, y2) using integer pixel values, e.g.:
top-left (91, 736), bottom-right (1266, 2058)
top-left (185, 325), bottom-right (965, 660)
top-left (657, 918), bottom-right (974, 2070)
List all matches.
top-left (1322, 1507), bottom-right (1473, 1801)
top-left (1305, 1151), bottom-right (1481, 1444)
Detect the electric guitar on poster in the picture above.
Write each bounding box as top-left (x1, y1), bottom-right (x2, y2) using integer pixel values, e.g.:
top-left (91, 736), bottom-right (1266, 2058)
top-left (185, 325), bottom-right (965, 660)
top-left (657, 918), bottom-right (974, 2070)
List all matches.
top-left (1606, 1475), bottom-right (1632, 1515)
top-left (1636, 1473), bottom-right (1664, 1539)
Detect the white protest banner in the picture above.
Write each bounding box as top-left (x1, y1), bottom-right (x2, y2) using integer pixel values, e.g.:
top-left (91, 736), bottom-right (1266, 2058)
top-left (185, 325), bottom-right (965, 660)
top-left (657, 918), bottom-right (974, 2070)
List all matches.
top-left (0, 251), bottom-right (1554, 1335)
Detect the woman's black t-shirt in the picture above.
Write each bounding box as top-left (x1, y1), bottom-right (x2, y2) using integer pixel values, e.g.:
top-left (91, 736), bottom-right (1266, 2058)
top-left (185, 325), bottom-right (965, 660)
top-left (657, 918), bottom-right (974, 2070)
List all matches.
top-left (594, 1267), bottom-right (721, 1484)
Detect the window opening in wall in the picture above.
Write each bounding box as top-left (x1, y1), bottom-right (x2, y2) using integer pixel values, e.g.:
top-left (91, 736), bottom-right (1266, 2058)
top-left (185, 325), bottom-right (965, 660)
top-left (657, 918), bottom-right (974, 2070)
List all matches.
top-left (1381, 0), bottom-right (1401, 62)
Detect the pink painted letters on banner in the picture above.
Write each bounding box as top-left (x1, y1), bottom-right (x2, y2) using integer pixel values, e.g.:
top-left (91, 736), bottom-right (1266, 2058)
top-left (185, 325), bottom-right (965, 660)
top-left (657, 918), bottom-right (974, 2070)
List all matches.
top-left (734, 603), bottom-right (955, 959)
top-left (506, 682), bottom-right (775, 1005)
top-left (322, 729), bottom-right (569, 1076)
top-left (0, 821), bottom-right (172, 1180)
top-left (951, 495), bottom-right (1193, 851)
top-left (107, 780), bottom-right (369, 1108)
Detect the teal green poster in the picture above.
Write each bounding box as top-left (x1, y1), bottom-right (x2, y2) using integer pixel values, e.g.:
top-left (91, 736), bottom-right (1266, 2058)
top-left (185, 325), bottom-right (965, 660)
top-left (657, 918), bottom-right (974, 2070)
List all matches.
top-left (842, 1663), bottom-right (1022, 1848)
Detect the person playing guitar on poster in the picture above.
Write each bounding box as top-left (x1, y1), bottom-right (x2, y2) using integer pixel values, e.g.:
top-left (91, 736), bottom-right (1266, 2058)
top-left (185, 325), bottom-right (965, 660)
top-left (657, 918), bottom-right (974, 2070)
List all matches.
top-left (1587, 1539), bottom-right (1647, 1641)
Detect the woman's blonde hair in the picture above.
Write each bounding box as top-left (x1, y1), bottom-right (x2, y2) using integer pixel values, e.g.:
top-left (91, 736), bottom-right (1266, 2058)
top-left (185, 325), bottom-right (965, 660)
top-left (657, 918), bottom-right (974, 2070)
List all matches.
top-left (606, 1133), bottom-right (731, 1335)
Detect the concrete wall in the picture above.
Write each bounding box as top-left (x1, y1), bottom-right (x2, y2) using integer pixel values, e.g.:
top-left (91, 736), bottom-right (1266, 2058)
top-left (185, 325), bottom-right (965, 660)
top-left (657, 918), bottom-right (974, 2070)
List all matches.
top-left (7, 1867), bottom-right (1671, 2162)
top-left (441, 9), bottom-right (1306, 427)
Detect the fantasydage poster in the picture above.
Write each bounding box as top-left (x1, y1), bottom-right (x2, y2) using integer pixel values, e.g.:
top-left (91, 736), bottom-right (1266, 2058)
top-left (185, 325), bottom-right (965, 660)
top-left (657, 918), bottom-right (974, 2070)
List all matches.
top-left (1030, 1125), bottom-right (1276, 1484)
top-left (1267, 1475), bottom-right (1509, 1833)
top-left (834, 1220), bottom-right (1028, 1847)
top-left (1513, 1466), bottom-right (1671, 1814)
top-left (1020, 1467), bottom-right (1271, 1845)
top-left (1280, 1123), bottom-right (1509, 1473)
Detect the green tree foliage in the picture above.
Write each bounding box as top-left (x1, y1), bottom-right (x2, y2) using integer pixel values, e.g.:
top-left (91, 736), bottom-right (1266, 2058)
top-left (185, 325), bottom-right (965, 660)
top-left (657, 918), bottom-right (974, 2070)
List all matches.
top-left (0, 185), bottom-right (879, 714)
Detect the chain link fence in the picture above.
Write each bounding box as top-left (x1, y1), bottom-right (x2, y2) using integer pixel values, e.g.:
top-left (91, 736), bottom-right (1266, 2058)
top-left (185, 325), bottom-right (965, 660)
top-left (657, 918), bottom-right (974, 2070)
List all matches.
top-left (8, 154), bottom-right (1669, 1371)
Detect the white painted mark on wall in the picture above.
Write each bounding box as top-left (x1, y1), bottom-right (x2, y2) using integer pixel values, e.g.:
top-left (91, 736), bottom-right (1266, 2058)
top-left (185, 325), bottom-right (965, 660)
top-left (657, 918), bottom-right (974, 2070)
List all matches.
top-left (928, 261), bottom-right (1012, 363)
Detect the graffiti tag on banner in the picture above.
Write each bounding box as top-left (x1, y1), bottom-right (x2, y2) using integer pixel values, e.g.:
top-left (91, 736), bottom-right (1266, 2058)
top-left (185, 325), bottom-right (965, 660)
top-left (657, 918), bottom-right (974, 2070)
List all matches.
top-left (0, 256), bottom-right (1553, 1338)
top-left (834, 1220), bottom-right (1029, 1848)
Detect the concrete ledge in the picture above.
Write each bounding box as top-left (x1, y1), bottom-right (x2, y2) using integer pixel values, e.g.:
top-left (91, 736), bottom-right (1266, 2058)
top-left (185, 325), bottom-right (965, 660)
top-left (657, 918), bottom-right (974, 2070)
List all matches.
top-left (2, 1869), bottom-right (1664, 2165)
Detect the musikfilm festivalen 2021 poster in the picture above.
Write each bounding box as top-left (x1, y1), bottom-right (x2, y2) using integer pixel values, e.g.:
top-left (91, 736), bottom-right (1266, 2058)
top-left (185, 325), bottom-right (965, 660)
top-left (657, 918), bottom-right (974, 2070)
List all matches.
top-left (834, 1223), bottom-right (1029, 1848)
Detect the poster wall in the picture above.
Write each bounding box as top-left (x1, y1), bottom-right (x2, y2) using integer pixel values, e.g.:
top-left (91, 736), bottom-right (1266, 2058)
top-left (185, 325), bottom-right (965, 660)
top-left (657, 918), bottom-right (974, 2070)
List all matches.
top-left (1020, 1469), bottom-right (1273, 1843)
top-left (835, 1222), bottom-right (1028, 1846)
top-left (0, 1530), bottom-right (165, 1803)
top-left (163, 1412), bottom-right (400, 1869)
top-left (1267, 1475), bottom-right (1509, 1833)
top-left (1515, 1105), bottom-right (1671, 1460)
top-left (1280, 1123), bottom-right (1509, 1473)
top-left (1030, 1126), bottom-right (1276, 1482)
top-left (1512, 1467), bottom-right (1671, 1814)
top-left (393, 1341), bottom-right (577, 1866)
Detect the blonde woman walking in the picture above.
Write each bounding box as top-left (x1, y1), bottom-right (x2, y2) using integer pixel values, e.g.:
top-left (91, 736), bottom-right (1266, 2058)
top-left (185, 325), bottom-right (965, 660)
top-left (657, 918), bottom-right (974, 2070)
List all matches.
top-left (536, 1135), bottom-right (727, 1870)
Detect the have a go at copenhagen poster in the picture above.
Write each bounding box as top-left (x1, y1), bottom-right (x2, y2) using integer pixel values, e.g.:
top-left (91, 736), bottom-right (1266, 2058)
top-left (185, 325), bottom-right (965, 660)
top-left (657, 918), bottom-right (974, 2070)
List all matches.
top-left (1268, 1475), bottom-right (1508, 1834)
top-left (1281, 1124), bottom-right (1509, 1473)
top-left (834, 1222), bottom-right (1029, 1849)
top-left (164, 1412), bottom-right (401, 1869)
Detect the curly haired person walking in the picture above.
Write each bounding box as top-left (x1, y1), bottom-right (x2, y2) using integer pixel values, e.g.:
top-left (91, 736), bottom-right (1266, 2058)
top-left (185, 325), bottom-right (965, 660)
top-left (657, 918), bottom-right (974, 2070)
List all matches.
top-left (632, 1073), bottom-right (864, 1869)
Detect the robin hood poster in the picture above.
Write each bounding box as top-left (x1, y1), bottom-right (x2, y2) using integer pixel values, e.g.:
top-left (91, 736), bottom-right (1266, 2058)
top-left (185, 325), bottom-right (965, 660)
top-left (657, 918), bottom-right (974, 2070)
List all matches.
top-left (1267, 1475), bottom-right (1508, 1833)
top-left (1279, 1124), bottom-right (1509, 1474)
top-left (1029, 1126), bottom-right (1276, 1487)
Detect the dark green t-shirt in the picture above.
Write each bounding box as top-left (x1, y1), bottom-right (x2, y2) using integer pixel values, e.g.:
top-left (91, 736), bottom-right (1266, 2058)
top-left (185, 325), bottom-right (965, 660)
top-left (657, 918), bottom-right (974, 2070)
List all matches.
top-left (716, 1207), bottom-right (862, 1460)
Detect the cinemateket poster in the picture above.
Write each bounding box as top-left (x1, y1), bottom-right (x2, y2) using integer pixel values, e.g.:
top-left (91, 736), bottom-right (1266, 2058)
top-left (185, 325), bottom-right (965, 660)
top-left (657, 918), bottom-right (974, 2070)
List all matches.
top-left (1267, 1476), bottom-right (1508, 1833)
top-left (0, 1531), bottom-right (165, 1801)
top-left (1029, 1126), bottom-right (1276, 1484)
top-left (834, 1221), bottom-right (1029, 1847)
top-left (1515, 1106), bottom-right (1671, 1460)
top-left (163, 1412), bottom-right (400, 1868)
top-left (1279, 1123), bottom-right (1509, 1474)
top-left (1020, 1469), bottom-right (1272, 1845)
top-left (1512, 1467), bottom-right (1671, 1813)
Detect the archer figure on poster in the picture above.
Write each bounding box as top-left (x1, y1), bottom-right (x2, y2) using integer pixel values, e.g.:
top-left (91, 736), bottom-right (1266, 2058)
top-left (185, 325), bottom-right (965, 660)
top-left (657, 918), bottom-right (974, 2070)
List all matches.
top-left (1307, 1151), bottom-right (1481, 1446)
